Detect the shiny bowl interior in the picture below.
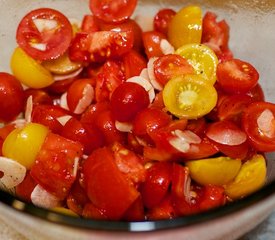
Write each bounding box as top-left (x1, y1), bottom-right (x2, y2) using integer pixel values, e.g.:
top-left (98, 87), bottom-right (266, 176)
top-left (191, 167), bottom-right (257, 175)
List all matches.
top-left (0, 0), bottom-right (275, 235)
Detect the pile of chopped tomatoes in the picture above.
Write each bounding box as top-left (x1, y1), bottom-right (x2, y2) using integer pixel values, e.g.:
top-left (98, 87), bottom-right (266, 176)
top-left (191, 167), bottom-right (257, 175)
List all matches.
top-left (0, 0), bottom-right (272, 221)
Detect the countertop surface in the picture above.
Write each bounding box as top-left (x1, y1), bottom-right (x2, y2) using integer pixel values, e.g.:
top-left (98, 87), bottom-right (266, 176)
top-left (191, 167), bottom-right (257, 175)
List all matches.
top-left (0, 211), bottom-right (274, 240)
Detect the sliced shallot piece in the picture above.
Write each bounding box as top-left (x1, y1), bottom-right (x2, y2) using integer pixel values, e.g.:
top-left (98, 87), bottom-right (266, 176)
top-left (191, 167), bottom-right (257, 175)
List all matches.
top-left (31, 184), bottom-right (62, 209)
top-left (126, 76), bottom-right (155, 103)
top-left (60, 92), bottom-right (69, 110)
top-left (0, 156), bottom-right (26, 189)
top-left (257, 109), bottom-right (275, 138)
top-left (56, 115), bottom-right (73, 126)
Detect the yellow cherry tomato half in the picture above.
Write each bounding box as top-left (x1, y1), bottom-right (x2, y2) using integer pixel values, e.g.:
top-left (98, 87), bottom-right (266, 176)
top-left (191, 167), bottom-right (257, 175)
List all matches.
top-left (167, 5), bottom-right (202, 49)
top-left (10, 47), bottom-right (54, 89)
top-left (163, 74), bottom-right (218, 119)
top-left (175, 43), bottom-right (218, 85)
top-left (225, 154), bottom-right (267, 200)
top-left (42, 52), bottom-right (82, 75)
top-left (186, 156), bottom-right (242, 186)
top-left (2, 123), bottom-right (49, 169)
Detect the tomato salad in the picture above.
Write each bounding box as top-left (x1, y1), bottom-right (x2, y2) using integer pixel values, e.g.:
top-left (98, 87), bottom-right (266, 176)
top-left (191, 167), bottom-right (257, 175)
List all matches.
top-left (0, 0), bottom-right (273, 221)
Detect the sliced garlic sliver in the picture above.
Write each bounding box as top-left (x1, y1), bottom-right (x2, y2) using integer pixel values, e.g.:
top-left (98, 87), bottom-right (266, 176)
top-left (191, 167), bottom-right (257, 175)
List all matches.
top-left (0, 157), bottom-right (26, 189)
top-left (56, 115), bottom-right (73, 126)
top-left (73, 84), bottom-right (94, 114)
top-left (30, 43), bottom-right (47, 51)
top-left (60, 92), bottom-right (69, 110)
top-left (147, 57), bottom-right (163, 91)
top-left (174, 130), bottom-right (201, 144)
top-left (115, 121), bottom-right (133, 132)
top-left (31, 184), bottom-right (62, 209)
top-left (169, 137), bottom-right (191, 153)
top-left (25, 95), bottom-right (33, 123)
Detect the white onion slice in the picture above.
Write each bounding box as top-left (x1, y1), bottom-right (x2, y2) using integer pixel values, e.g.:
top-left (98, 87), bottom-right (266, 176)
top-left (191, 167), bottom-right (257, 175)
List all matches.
top-left (60, 92), bottom-right (69, 110)
top-left (31, 185), bottom-right (62, 209)
top-left (0, 157), bottom-right (26, 189)
top-left (30, 43), bottom-right (47, 51)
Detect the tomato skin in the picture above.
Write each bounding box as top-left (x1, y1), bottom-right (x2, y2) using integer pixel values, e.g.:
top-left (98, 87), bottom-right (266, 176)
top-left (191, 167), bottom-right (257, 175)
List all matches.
top-left (242, 101), bottom-right (275, 152)
top-left (69, 32), bottom-right (91, 63)
top-left (89, 0), bottom-right (137, 24)
top-left (110, 82), bottom-right (150, 122)
top-left (83, 147), bottom-right (140, 220)
top-left (122, 196), bottom-right (145, 221)
top-left (81, 15), bottom-right (100, 33)
top-left (24, 89), bottom-right (53, 106)
top-left (0, 72), bottom-right (24, 122)
top-left (142, 31), bottom-right (166, 58)
top-left (154, 54), bottom-right (194, 86)
top-left (154, 8), bottom-right (176, 36)
top-left (217, 59), bottom-right (259, 94)
top-left (140, 162), bottom-right (172, 209)
top-left (133, 108), bottom-right (172, 139)
top-left (30, 133), bottom-right (83, 200)
top-left (16, 8), bottom-right (73, 61)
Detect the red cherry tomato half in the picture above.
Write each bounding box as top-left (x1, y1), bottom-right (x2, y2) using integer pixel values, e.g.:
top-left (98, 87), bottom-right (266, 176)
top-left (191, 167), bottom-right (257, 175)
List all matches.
top-left (110, 82), bottom-right (150, 122)
top-left (24, 89), bottom-right (53, 106)
top-left (81, 15), bottom-right (100, 33)
top-left (89, 0), bottom-right (137, 24)
top-left (242, 101), bottom-right (275, 152)
top-left (153, 8), bottom-right (176, 36)
top-left (0, 72), bottom-right (24, 122)
top-left (154, 54), bottom-right (194, 86)
top-left (140, 162), bottom-right (172, 209)
top-left (16, 8), bottom-right (73, 61)
top-left (217, 59), bottom-right (259, 94)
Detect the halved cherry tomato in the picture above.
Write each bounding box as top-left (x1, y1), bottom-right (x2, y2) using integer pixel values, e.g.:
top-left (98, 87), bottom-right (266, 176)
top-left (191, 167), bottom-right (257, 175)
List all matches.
top-left (246, 84), bottom-right (265, 102)
top-left (206, 120), bottom-right (249, 159)
top-left (154, 8), bottom-right (176, 36)
top-left (11, 47), bottom-right (54, 89)
top-left (163, 74), bottom-right (218, 119)
top-left (89, 0), bottom-right (137, 24)
top-left (16, 8), bottom-right (73, 61)
top-left (0, 72), bottom-right (24, 122)
top-left (242, 101), bottom-right (275, 152)
top-left (83, 147), bottom-right (140, 220)
top-left (2, 123), bottom-right (49, 169)
top-left (30, 133), bottom-right (83, 200)
top-left (186, 156), bottom-right (242, 186)
top-left (167, 5), bottom-right (202, 49)
top-left (16, 171), bottom-right (37, 203)
top-left (140, 162), bottom-right (172, 208)
top-left (153, 54), bottom-right (194, 86)
top-left (81, 15), bottom-right (100, 33)
top-left (217, 59), bottom-right (259, 94)
top-left (225, 154), bottom-right (266, 200)
top-left (175, 43), bottom-right (218, 84)
top-left (24, 89), bottom-right (53, 106)
top-left (110, 82), bottom-right (150, 122)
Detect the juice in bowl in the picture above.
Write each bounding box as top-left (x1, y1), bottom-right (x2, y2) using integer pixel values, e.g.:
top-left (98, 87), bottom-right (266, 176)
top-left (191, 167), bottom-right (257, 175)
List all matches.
top-left (0, 0), bottom-right (275, 239)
